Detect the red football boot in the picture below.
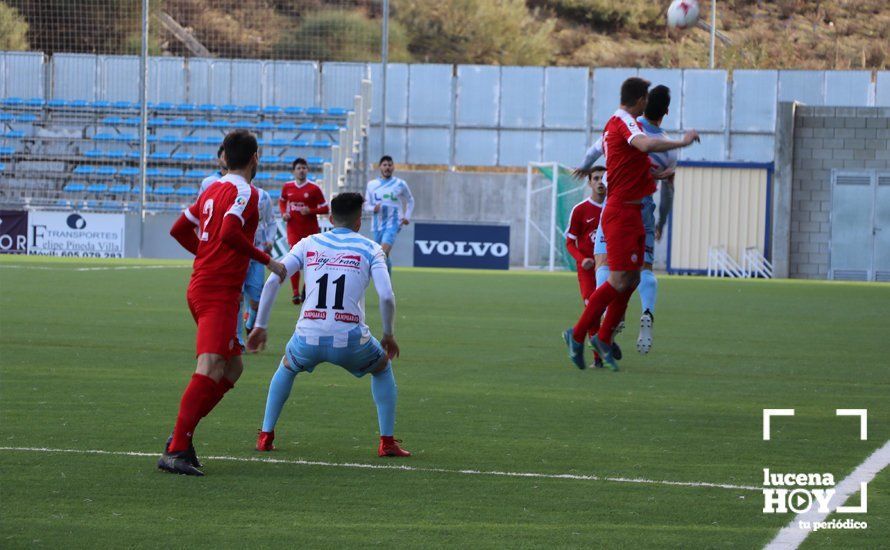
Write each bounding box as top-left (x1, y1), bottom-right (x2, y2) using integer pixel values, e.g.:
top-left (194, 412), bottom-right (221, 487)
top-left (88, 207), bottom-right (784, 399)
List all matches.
top-left (378, 436), bottom-right (411, 457)
top-left (256, 430), bottom-right (275, 451)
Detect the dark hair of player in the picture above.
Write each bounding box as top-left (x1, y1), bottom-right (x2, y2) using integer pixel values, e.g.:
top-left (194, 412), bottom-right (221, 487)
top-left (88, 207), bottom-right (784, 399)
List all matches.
top-left (216, 145), bottom-right (224, 158)
top-left (591, 165), bottom-right (606, 173)
top-left (620, 77), bottom-right (651, 106)
top-left (292, 157), bottom-right (308, 169)
top-left (222, 129), bottom-right (258, 170)
top-left (644, 85), bottom-right (671, 121)
top-left (330, 192), bottom-right (365, 225)
top-left (379, 155), bottom-right (393, 165)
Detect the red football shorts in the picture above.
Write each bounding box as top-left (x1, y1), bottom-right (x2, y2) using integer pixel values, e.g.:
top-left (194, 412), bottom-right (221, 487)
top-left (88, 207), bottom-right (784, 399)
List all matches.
top-left (602, 203), bottom-right (645, 272)
top-left (186, 290), bottom-right (241, 358)
top-left (576, 265), bottom-right (597, 303)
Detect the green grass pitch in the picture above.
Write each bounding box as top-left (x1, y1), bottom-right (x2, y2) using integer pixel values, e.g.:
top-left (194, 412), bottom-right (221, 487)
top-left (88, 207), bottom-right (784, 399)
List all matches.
top-left (1, 256), bottom-right (888, 548)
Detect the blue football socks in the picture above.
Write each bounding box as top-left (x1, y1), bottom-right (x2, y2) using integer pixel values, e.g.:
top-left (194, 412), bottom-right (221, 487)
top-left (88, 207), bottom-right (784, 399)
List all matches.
top-left (261, 360), bottom-right (298, 433)
top-left (370, 362), bottom-right (397, 437)
top-left (639, 269), bottom-right (658, 314)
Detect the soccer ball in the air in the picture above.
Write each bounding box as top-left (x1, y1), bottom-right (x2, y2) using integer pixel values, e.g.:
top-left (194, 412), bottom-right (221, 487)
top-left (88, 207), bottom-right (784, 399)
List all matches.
top-left (667, 0), bottom-right (700, 30)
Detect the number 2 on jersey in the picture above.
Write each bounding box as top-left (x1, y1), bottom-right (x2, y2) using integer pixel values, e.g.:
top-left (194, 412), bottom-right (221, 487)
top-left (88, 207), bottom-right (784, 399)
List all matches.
top-left (200, 199), bottom-right (214, 241)
top-left (315, 273), bottom-right (346, 310)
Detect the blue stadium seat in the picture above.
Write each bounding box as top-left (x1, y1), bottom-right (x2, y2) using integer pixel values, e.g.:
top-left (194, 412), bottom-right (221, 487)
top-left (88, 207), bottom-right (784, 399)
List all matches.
top-left (112, 101), bottom-right (136, 110)
top-left (194, 153), bottom-right (215, 162)
top-left (167, 118), bottom-right (189, 128)
top-left (4, 130), bottom-right (26, 139)
top-left (290, 139), bottom-right (309, 147)
top-left (148, 117), bottom-right (167, 127)
top-left (56, 198), bottom-right (71, 207)
top-left (210, 120), bottom-right (230, 129)
top-left (298, 123), bottom-right (318, 131)
top-left (15, 114), bottom-right (37, 123)
top-left (109, 183), bottom-right (132, 193)
top-left (306, 156), bottom-right (326, 165)
top-left (191, 119), bottom-right (210, 129)
top-left (154, 185), bottom-right (175, 196)
top-left (254, 172), bottom-right (272, 181)
top-left (284, 106), bottom-right (304, 116)
top-left (85, 150), bottom-right (106, 159)
top-left (68, 100), bottom-right (89, 108)
top-left (73, 166), bottom-right (95, 175)
top-left (87, 183), bottom-right (108, 193)
top-left (159, 135), bottom-right (180, 144)
top-left (149, 152), bottom-right (170, 161)
top-left (306, 107), bottom-right (324, 116)
top-left (276, 121), bottom-right (298, 131)
top-left (161, 168), bottom-right (183, 178)
top-left (201, 136), bottom-right (220, 145)
top-left (268, 138), bottom-right (289, 147)
top-left (266, 188), bottom-right (281, 200)
top-left (185, 169), bottom-right (207, 178)
top-left (0, 146), bottom-right (15, 156)
top-left (116, 133), bottom-right (137, 142)
top-left (119, 167), bottom-right (139, 177)
top-left (198, 104), bottom-right (217, 113)
top-left (147, 135), bottom-right (160, 143)
top-left (327, 107), bottom-right (349, 116)
top-left (126, 151), bottom-right (140, 160)
top-left (219, 104), bottom-right (238, 113)
top-left (241, 105), bottom-right (260, 114)
top-left (318, 124), bottom-right (339, 132)
top-left (310, 140), bottom-right (333, 148)
top-left (177, 103), bottom-right (197, 112)
top-left (274, 172), bottom-right (291, 182)
top-left (182, 136), bottom-right (202, 145)
top-left (175, 185), bottom-right (197, 196)
top-left (25, 98), bottom-right (45, 108)
top-left (94, 133), bottom-right (117, 141)
top-left (122, 117), bottom-right (140, 126)
top-left (153, 102), bottom-right (175, 111)
top-left (100, 201), bottom-right (125, 211)
top-left (47, 99), bottom-right (68, 108)
top-left (2, 98), bottom-right (23, 107)
top-left (105, 151), bottom-right (126, 160)
top-left (100, 116), bottom-right (124, 125)
top-left (95, 166), bottom-right (117, 176)
top-left (263, 106), bottom-right (282, 115)
top-left (83, 200), bottom-right (100, 209)
top-left (145, 168), bottom-right (161, 177)
top-left (0, 163), bottom-right (5, 171)
top-left (0, 113), bottom-right (13, 122)
top-left (172, 152), bottom-right (193, 162)
top-left (64, 182), bottom-right (86, 192)
top-left (91, 100), bottom-right (111, 109)
top-left (256, 121), bottom-right (276, 131)
top-left (260, 155), bottom-right (279, 164)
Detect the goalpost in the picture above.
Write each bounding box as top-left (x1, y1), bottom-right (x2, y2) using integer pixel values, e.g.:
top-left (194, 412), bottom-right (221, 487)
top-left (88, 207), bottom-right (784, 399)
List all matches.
top-left (524, 162), bottom-right (588, 271)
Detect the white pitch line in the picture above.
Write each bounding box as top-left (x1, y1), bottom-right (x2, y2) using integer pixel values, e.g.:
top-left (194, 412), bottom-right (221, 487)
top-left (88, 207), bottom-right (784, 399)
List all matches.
top-left (0, 264), bottom-right (186, 271)
top-left (764, 439), bottom-right (890, 550)
top-left (0, 446), bottom-right (760, 491)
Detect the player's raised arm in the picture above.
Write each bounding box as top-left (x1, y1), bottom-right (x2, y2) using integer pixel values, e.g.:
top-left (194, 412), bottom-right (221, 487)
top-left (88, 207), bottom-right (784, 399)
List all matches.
top-left (573, 137), bottom-right (604, 179)
top-left (631, 130), bottom-right (699, 153)
top-left (247, 246), bottom-right (304, 352)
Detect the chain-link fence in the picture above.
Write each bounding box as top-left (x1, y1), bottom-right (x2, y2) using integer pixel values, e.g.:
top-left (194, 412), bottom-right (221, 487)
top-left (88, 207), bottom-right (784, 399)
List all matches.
top-left (1, 0), bottom-right (374, 255)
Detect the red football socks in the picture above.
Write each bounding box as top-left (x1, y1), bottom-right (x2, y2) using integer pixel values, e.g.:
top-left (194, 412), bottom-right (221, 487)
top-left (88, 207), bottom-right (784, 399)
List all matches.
top-left (597, 287), bottom-right (636, 345)
top-left (572, 282), bottom-right (619, 343)
top-left (168, 373), bottom-right (218, 453)
top-left (199, 377), bottom-right (235, 419)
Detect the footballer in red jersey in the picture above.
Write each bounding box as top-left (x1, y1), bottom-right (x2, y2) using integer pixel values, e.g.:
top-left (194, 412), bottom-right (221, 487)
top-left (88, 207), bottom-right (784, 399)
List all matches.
top-left (564, 77), bottom-right (699, 371)
top-left (280, 157), bottom-right (329, 304)
top-left (159, 129), bottom-right (286, 476)
top-left (565, 166), bottom-right (606, 302)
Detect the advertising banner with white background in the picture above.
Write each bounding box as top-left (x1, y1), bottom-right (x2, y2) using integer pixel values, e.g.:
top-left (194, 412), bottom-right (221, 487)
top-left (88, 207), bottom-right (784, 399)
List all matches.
top-left (28, 211), bottom-right (126, 257)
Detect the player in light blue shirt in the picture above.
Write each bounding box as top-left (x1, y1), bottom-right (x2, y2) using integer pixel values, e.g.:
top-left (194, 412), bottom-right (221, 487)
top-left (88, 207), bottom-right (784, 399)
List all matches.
top-left (364, 155), bottom-right (414, 273)
top-left (199, 145), bottom-right (227, 194)
top-left (238, 183), bottom-right (278, 343)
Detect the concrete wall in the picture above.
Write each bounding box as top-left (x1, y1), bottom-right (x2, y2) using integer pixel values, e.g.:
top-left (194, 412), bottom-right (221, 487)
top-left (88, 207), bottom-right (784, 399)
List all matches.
top-left (789, 106), bottom-right (890, 279)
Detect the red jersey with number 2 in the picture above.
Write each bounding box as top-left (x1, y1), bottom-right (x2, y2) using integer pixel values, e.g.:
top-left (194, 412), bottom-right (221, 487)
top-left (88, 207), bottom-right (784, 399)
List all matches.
top-left (183, 173), bottom-right (260, 298)
top-left (603, 109), bottom-right (656, 204)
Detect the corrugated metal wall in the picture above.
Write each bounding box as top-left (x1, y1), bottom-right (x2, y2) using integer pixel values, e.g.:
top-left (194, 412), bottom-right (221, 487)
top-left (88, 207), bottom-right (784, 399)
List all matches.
top-left (669, 165), bottom-right (770, 272)
top-left (2, 50), bottom-right (888, 166)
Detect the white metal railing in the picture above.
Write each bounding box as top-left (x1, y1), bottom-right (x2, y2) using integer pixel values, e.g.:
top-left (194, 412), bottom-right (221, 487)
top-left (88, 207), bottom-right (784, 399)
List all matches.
top-left (743, 247), bottom-right (773, 278)
top-left (707, 246), bottom-right (745, 278)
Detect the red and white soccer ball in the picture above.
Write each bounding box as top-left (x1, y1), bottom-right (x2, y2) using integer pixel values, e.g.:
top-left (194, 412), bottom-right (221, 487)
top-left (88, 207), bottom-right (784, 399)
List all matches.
top-left (667, 0), bottom-right (700, 30)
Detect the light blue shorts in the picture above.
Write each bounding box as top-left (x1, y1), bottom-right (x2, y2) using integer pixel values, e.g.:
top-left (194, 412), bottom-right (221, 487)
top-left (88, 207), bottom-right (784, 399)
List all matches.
top-left (243, 260), bottom-right (265, 303)
top-left (284, 326), bottom-right (386, 378)
top-left (374, 225), bottom-right (400, 247)
top-left (593, 196), bottom-right (656, 265)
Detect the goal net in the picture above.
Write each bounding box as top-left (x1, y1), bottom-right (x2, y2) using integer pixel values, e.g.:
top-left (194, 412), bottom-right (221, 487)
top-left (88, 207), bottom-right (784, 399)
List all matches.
top-left (524, 162), bottom-right (588, 271)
